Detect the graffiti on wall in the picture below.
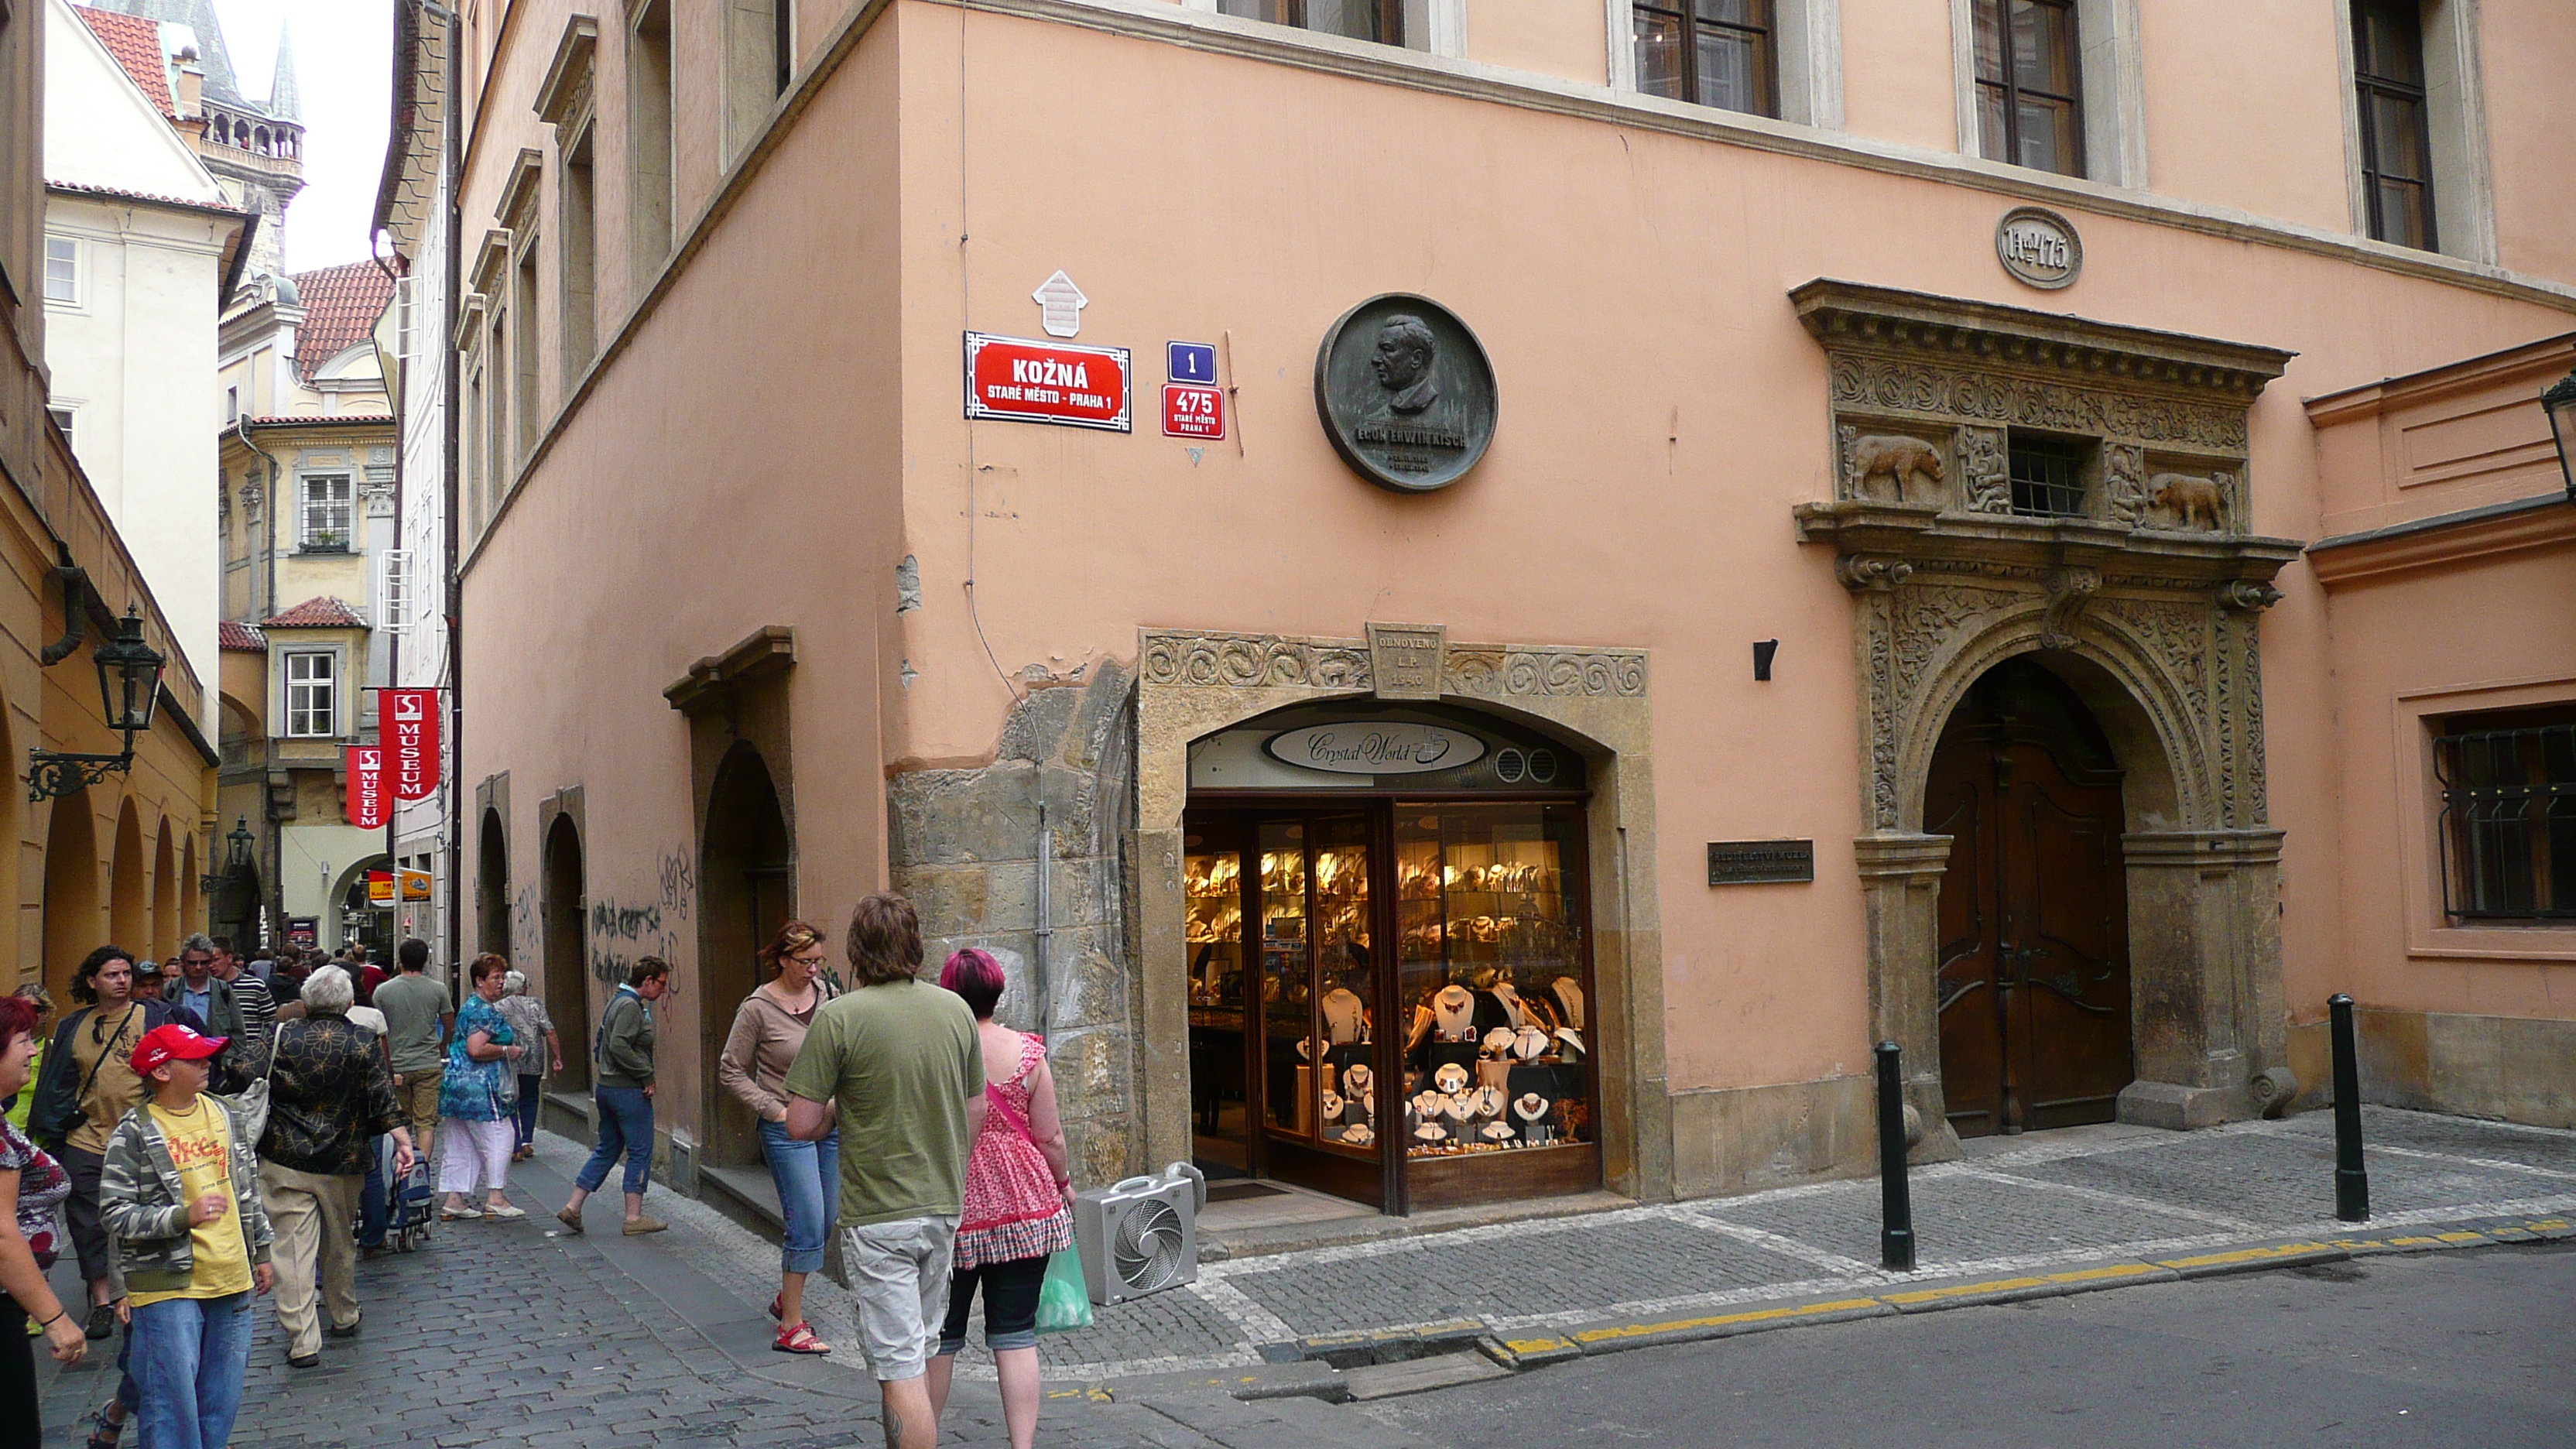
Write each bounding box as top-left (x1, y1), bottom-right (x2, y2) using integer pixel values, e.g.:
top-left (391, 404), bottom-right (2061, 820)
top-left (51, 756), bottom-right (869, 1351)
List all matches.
top-left (585, 847), bottom-right (696, 997)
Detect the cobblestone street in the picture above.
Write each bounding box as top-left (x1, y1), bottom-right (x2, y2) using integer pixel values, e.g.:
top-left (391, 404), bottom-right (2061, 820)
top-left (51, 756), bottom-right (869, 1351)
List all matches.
top-left (30, 1106), bottom-right (2576, 1446)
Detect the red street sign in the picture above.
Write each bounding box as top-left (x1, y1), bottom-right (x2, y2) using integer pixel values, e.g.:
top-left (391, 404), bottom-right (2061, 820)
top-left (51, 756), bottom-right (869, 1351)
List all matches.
top-left (1161, 382), bottom-right (1225, 440)
top-left (964, 332), bottom-right (1131, 431)
top-left (379, 687), bottom-right (440, 801)
top-left (345, 745), bottom-right (388, 828)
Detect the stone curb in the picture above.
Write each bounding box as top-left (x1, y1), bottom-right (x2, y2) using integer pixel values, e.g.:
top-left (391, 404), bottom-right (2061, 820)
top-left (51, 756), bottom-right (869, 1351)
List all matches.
top-left (1454, 1213), bottom-right (2575, 1380)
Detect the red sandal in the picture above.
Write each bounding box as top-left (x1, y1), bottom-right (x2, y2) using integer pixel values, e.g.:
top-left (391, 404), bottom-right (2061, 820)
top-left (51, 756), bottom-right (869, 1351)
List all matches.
top-left (772, 1321), bottom-right (831, 1355)
top-left (767, 1293), bottom-right (783, 1321)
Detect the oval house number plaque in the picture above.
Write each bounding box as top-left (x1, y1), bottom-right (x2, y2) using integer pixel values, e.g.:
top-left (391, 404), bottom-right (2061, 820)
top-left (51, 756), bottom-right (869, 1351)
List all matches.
top-left (1995, 206), bottom-right (2082, 290)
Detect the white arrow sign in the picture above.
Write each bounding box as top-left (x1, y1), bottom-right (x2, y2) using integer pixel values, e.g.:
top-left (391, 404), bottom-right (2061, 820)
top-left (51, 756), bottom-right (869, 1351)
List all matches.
top-left (1033, 270), bottom-right (1088, 338)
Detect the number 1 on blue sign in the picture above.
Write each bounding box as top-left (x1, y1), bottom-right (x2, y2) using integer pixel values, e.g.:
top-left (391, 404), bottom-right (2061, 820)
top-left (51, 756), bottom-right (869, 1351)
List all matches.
top-left (1168, 341), bottom-right (1218, 384)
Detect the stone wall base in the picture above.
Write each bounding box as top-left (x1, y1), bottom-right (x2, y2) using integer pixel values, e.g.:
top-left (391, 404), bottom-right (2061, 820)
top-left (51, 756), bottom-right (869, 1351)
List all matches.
top-left (2287, 1008), bottom-right (2576, 1129)
top-left (1669, 1074), bottom-right (1879, 1199)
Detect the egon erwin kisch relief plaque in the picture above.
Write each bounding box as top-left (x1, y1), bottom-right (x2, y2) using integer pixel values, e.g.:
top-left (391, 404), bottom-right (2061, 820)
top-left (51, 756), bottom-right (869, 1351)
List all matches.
top-left (1314, 294), bottom-right (1498, 494)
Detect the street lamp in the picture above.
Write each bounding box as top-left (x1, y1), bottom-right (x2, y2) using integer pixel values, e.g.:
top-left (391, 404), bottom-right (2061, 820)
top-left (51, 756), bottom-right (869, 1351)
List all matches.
top-left (2545, 367), bottom-right (2576, 503)
top-left (200, 817), bottom-right (255, 892)
top-left (26, 606), bottom-right (167, 801)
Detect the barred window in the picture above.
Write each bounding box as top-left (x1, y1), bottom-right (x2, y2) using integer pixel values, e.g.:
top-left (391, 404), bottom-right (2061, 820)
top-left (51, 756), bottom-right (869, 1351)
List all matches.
top-left (300, 474), bottom-right (353, 548)
top-left (285, 652), bottom-right (337, 738)
top-left (2008, 434), bottom-right (2088, 518)
top-left (2436, 713), bottom-right (2576, 920)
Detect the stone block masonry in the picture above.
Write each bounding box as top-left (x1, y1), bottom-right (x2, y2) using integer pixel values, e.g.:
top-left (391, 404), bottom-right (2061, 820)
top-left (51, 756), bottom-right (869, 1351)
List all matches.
top-left (889, 659), bottom-right (1146, 1182)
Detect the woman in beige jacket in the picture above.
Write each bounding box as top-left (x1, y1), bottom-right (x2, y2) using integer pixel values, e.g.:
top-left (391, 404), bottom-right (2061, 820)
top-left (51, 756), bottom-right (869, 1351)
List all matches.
top-left (718, 920), bottom-right (838, 1355)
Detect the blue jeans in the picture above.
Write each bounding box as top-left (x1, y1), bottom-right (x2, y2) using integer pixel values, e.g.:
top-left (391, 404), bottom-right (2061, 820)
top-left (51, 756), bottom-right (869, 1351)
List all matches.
top-left (129, 1291), bottom-right (252, 1449)
top-left (515, 1074), bottom-right (543, 1148)
top-left (359, 1136), bottom-right (388, 1247)
top-left (758, 1119), bottom-right (841, 1275)
top-left (575, 1085), bottom-right (655, 1197)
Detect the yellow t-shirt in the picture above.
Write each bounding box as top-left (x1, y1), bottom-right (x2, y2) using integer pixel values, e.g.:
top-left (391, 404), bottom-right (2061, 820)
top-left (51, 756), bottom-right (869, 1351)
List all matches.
top-left (128, 1098), bottom-right (252, 1306)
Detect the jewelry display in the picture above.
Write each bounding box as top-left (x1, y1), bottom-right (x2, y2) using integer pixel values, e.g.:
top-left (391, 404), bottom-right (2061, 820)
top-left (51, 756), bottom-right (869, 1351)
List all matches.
top-left (1341, 1064), bottom-right (1373, 1101)
top-left (1553, 1027), bottom-right (1586, 1062)
top-left (1513, 1026), bottom-right (1550, 1062)
top-left (1434, 1062), bottom-right (1470, 1095)
top-left (1550, 976), bottom-right (1585, 1032)
top-left (1320, 1091), bottom-right (1345, 1123)
top-left (1431, 985), bottom-right (1478, 1043)
top-left (1490, 981), bottom-right (1528, 1028)
top-left (1343, 1123), bottom-right (1375, 1147)
top-left (1512, 1093), bottom-right (1549, 1122)
top-left (1481, 1121), bottom-right (1516, 1142)
top-left (1481, 1027), bottom-right (1516, 1057)
top-left (1321, 988), bottom-right (1368, 1045)
top-left (1414, 1121), bottom-right (1449, 1142)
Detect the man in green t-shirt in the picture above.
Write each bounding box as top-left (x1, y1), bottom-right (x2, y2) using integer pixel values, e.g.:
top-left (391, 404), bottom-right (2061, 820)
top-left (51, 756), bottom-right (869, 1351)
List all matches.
top-left (372, 940), bottom-right (453, 1157)
top-left (783, 893), bottom-right (981, 1449)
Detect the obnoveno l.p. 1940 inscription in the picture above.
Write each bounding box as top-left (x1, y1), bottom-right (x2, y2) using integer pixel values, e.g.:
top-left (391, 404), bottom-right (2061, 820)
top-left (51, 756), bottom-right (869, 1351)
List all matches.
top-left (1316, 294), bottom-right (1498, 494)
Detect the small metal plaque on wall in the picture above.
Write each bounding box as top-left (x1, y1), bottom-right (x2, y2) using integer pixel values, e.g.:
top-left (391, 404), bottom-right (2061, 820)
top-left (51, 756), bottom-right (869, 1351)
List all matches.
top-left (1707, 839), bottom-right (1815, 886)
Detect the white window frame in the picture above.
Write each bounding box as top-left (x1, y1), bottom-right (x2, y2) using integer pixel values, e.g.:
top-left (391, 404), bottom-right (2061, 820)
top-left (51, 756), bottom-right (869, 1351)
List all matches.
top-left (1609, 0), bottom-right (1844, 129)
top-left (46, 405), bottom-right (72, 447)
top-left (391, 276), bottom-right (419, 360)
top-left (299, 473), bottom-right (355, 550)
top-left (42, 235), bottom-right (76, 304)
top-left (283, 650), bottom-right (337, 738)
top-left (2334, 0), bottom-right (2494, 264)
top-left (1947, 0), bottom-right (2146, 188)
top-left (1187, 0), bottom-right (1467, 59)
top-left (379, 549), bottom-right (411, 635)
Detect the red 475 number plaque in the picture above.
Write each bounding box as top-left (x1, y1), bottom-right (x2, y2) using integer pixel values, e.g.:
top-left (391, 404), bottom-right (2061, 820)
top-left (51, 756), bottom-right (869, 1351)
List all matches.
top-left (1161, 382), bottom-right (1224, 440)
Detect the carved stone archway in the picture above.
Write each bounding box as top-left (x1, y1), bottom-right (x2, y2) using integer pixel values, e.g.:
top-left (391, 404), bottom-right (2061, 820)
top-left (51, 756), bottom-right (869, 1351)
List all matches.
top-left (1132, 626), bottom-right (1668, 1202)
top-left (1791, 281), bottom-right (2303, 1158)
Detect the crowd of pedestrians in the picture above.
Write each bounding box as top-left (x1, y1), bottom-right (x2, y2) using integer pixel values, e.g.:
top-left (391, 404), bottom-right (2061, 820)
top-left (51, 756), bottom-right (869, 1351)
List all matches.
top-left (0, 891), bottom-right (1080, 1449)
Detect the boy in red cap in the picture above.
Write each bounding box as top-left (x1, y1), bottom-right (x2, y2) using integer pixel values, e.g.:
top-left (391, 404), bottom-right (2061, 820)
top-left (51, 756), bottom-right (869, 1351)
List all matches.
top-left (98, 1024), bottom-right (273, 1449)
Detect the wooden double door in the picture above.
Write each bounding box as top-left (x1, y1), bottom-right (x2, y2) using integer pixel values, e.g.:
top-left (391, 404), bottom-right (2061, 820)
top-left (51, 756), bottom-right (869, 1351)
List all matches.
top-left (1927, 660), bottom-right (2136, 1137)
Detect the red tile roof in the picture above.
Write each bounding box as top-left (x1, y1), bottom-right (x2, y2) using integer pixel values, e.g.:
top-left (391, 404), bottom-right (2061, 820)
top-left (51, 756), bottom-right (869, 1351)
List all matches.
top-left (218, 620), bottom-right (266, 652)
top-left (74, 7), bottom-right (175, 117)
top-left (46, 179), bottom-right (237, 217)
top-left (262, 597), bottom-right (365, 629)
top-left (289, 261), bottom-right (396, 382)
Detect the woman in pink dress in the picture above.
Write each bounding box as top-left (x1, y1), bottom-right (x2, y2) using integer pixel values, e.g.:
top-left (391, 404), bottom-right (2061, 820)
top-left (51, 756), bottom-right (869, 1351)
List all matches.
top-left (923, 949), bottom-right (1071, 1449)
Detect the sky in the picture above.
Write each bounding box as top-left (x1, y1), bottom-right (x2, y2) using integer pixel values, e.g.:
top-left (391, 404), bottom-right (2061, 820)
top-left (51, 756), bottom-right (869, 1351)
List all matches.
top-left (209, 0), bottom-right (392, 273)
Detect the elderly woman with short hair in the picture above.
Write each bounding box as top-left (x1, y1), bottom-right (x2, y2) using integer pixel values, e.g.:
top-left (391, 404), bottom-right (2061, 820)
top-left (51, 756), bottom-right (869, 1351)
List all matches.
top-left (251, 966), bottom-right (412, 1368)
top-left (437, 955), bottom-right (526, 1222)
top-left (494, 971), bottom-right (563, 1163)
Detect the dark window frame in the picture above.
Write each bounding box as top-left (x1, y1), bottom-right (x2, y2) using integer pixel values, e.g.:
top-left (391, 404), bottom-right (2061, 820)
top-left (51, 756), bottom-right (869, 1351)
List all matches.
top-left (2352, 0), bottom-right (2438, 251)
top-left (2435, 712), bottom-right (2576, 921)
top-left (1973, 0), bottom-right (2085, 179)
top-left (2006, 432), bottom-right (2089, 519)
top-left (1632, 0), bottom-right (1780, 120)
top-left (1218, 0), bottom-right (1405, 47)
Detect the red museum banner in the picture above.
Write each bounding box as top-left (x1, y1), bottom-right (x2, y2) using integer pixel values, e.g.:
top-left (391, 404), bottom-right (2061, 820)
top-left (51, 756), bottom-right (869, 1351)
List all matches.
top-left (380, 687), bottom-right (440, 801)
top-left (345, 745), bottom-right (388, 828)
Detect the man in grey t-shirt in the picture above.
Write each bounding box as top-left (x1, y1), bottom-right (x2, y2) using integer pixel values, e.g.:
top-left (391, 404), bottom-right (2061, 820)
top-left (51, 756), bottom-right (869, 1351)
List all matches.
top-left (373, 937), bottom-right (454, 1157)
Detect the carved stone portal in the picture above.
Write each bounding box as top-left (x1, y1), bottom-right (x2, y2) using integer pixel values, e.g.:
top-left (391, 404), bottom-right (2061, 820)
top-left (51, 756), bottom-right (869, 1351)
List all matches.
top-left (1791, 281), bottom-right (2303, 1156)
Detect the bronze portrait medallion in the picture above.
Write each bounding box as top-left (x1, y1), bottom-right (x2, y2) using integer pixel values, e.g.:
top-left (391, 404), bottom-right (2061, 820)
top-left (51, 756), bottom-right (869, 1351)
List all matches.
top-left (1314, 294), bottom-right (1498, 494)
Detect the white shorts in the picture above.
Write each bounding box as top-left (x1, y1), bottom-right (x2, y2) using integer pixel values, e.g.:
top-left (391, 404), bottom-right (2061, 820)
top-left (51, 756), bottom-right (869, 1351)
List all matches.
top-left (840, 1214), bottom-right (960, 1382)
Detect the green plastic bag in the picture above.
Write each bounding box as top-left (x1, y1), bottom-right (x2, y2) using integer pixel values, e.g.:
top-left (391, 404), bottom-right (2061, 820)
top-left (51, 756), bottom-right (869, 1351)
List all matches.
top-left (1036, 1240), bottom-right (1094, 1334)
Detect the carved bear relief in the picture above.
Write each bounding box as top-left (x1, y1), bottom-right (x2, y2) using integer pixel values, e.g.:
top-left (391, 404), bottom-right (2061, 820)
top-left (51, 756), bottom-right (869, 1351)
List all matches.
top-left (2146, 471), bottom-right (2233, 532)
top-left (1840, 426), bottom-right (1948, 504)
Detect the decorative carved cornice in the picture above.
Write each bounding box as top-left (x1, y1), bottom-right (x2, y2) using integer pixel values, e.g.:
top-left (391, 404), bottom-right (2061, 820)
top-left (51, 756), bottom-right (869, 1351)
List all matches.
top-left (665, 625), bottom-right (794, 715)
top-left (1791, 279), bottom-right (2297, 401)
top-left (1798, 500), bottom-right (2303, 594)
top-left (1137, 629), bottom-right (1647, 701)
top-left (534, 15), bottom-right (599, 128)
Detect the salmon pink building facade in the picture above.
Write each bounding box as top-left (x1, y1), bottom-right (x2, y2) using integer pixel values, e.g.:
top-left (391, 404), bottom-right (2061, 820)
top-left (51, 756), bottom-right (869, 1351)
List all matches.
top-left (408, 0), bottom-right (2576, 1219)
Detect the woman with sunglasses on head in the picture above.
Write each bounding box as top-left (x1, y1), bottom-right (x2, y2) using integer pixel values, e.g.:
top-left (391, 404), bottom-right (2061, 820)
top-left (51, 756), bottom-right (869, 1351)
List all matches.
top-left (719, 920), bottom-right (840, 1355)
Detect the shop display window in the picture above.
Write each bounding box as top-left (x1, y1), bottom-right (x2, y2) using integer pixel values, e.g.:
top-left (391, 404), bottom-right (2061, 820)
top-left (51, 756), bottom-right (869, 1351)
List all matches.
top-left (1396, 803), bottom-right (1590, 1163)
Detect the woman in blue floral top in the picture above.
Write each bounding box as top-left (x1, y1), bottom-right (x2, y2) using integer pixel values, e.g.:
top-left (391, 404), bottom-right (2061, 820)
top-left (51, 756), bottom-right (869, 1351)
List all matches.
top-left (436, 955), bottom-right (525, 1222)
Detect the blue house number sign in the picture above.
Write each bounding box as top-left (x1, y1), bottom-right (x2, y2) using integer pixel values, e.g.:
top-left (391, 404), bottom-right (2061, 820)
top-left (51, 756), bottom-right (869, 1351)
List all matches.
top-left (1168, 341), bottom-right (1218, 384)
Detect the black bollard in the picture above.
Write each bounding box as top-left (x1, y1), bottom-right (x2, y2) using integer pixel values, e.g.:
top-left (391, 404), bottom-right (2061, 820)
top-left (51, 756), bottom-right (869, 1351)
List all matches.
top-left (1875, 1040), bottom-right (1917, 1271)
top-left (2330, 993), bottom-right (2369, 1222)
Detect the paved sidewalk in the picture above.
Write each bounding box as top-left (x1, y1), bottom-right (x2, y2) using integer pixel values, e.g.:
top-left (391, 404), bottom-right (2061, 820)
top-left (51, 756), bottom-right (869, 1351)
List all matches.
top-left (1022, 1106), bottom-right (2576, 1384)
top-left (28, 1105), bottom-right (2574, 1446)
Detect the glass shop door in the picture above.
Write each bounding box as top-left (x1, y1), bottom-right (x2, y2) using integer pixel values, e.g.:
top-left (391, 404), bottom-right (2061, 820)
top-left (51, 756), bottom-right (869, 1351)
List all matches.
top-left (1186, 809), bottom-right (1390, 1207)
